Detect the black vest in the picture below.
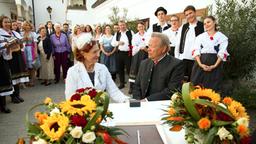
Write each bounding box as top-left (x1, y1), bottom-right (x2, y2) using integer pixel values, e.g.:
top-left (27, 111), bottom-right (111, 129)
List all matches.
top-left (116, 30), bottom-right (132, 47)
top-left (179, 21), bottom-right (204, 54)
top-left (152, 23), bottom-right (171, 32)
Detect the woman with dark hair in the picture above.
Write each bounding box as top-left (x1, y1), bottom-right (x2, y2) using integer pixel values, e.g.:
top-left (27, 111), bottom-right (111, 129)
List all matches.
top-left (11, 20), bottom-right (21, 34)
top-left (99, 25), bottom-right (116, 80)
top-left (191, 16), bottom-right (229, 92)
top-left (37, 27), bottom-right (54, 86)
top-left (128, 22), bottom-right (148, 94)
top-left (85, 24), bottom-right (93, 36)
top-left (65, 33), bottom-right (129, 102)
top-left (0, 16), bottom-right (29, 104)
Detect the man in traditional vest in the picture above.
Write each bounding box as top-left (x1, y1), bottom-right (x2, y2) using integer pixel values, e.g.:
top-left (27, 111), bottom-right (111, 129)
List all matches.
top-left (111, 20), bottom-right (134, 89)
top-left (175, 5), bottom-right (204, 81)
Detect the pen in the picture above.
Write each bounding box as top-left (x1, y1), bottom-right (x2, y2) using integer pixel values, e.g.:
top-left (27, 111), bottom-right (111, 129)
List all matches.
top-left (137, 130), bottom-right (141, 144)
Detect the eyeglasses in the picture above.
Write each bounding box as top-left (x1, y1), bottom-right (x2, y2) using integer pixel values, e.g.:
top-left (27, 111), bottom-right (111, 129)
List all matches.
top-left (170, 19), bottom-right (179, 22)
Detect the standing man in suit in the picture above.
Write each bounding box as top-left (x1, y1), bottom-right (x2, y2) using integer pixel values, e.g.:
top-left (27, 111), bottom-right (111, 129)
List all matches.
top-left (133, 32), bottom-right (184, 101)
top-left (111, 20), bottom-right (134, 89)
top-left (175, 5), bottom-right (204, 81)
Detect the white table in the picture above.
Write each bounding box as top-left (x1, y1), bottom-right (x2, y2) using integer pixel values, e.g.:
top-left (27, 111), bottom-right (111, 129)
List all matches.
top-left (106, 100), bottom-right (186, 144)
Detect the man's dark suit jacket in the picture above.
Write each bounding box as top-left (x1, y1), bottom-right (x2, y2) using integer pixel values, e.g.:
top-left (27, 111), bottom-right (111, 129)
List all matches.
top-left (133, 55), bottom-right (184, 101)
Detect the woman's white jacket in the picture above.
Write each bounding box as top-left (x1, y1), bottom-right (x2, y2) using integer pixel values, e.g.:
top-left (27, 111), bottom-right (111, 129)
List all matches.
top-left (65, 62), bottom-right (129, 102)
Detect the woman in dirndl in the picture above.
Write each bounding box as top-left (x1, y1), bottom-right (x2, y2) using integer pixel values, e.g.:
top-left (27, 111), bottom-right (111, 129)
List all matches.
top-left (0, 34), bottom-right (13, 113)
top-left (191, 16), bottom-right (229, 92)
top-left (0, 16), bottom-right (29, 104)
top-left (99, 25), bottom-right (117, 80)
top-left (22, 21), bottom-right (38, 87)
top-left (128, 22), bottom-right (148, 94)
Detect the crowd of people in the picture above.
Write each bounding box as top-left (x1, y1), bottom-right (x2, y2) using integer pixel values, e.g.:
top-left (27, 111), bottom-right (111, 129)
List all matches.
top-left (0, 5), bottom-right (229, 113)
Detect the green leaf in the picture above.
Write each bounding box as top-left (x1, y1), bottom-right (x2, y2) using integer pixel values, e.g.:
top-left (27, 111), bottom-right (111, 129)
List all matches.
top-left (66, 136), bottom-right (75, 144)
top-left (83, 107), bottom-right (103, 131)
top-left (212, 120), bottom-right (233, 126)
top-left (204, 127), bottom-right (218, 144)
top-left (95, 136), bottom-right (104, 144)
top-left (182, 83), bottom-right (200, 120)
top-left (27, 122), bottom-right (41, 136)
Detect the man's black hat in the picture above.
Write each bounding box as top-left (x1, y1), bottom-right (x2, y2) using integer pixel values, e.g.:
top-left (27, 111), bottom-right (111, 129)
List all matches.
top-left (154, 7), bottom-right (167, 16)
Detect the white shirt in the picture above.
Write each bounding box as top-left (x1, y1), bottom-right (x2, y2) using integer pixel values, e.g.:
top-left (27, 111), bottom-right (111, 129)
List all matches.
top-left (164, 27), bottom-right (179, 47)
top-left (175, 23), bottom-right (199, 60)
top-left (111, 30), bottom-right (134, 51)
top-left (131, 32), bottom-right (147, 56)
top-left (65, 62), bottom-right (129, 102)
top-left (193, 31), bottom-right (229, 61)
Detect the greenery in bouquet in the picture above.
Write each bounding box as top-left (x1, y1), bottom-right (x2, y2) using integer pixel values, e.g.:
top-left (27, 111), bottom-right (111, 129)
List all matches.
top-left (162, 83), bottom-right (251, 144)
top-left (26, 87), bottom-right (127, 144)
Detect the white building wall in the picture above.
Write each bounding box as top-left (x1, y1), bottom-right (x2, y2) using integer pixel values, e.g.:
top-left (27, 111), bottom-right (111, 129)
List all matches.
top-left (33, 0), bottom-right (67, 28)
top-left (0, 0), bottom-right (16, 17)
top-left (67, 0), bottom-right (214, 27)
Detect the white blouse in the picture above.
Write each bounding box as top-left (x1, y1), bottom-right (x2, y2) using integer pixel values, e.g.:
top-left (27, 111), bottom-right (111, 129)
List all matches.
top-left (65, 62), bottom-right (129, 102)
top-left (131, 32), bottom-right (146, 56)
top-left (192, 31), bottom-right (229, 61)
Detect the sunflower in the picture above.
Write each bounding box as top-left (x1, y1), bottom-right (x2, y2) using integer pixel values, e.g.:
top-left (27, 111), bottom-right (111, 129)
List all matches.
top-left (190, 88), bottom-right (221, 103)
top-left (228, 101), bottom-right (249, 120)
top-left (40, 114), bottom-right (69, 141)
top-left (59, 95), bottom-right (97, 116)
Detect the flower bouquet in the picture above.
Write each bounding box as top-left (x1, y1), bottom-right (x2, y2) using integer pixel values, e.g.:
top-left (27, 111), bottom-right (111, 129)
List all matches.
top-left (162, 83), bottom-right (251, 144)
top-left (26, 87), bottom-right (127, 144)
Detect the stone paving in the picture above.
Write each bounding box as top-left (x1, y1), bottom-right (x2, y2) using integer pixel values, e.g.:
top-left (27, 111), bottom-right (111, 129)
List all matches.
top-left (0, 80), bottom-right (255, 144)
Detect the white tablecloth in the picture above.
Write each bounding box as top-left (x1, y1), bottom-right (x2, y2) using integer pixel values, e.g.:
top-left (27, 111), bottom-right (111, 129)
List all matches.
top-left (106, 100), bottom-right (186, 144)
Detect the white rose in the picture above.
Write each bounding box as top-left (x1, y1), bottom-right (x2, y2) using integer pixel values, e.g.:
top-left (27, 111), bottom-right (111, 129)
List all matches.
top-left (218, 103), bottom-right (227, 109)
top-left (82, 132), bottom-right (96, 143)
top-left (32, 138), bottom-right (48, 144)
top-left (236, 117), bottom-right (249, 127)
top-left (70, 126), bottom-right (83, 138)
top-left (171, 93), bottom-right (179, 102)
top-left (216, 127), bottom-right (233, 140)
top-left (50, 107), bottom-right (60, 116)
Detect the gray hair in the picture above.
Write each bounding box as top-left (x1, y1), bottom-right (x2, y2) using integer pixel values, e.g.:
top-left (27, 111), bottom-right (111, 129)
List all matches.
top-left (151, 32), bottom-right (170, 51)
top-left (54, 23), bottom-right (61, 29)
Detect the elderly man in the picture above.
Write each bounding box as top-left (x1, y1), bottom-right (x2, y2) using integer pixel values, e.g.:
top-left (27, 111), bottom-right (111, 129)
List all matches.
top-left (133, 32), bottom-right (184, 101)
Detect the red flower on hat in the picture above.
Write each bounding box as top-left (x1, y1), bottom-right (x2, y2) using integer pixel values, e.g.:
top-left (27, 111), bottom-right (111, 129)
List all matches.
top-left (70, 93), bottom-right (81, 101)
top-left (70, 115), bottom-right (87, 127)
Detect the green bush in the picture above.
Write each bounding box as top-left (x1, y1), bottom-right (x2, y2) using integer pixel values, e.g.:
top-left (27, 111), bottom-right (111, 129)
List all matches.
top-left (215, 0), bottom-right (256, 80)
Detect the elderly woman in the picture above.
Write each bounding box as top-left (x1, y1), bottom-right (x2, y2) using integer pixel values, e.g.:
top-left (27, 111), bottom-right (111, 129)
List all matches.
top-left (50, 23), bottom-right (71, 83)
top-left (37, 27), bottom-right (54, 86)
top-left (65, 33), bottom-right (129, 102)
top-left (191, 16), bottom-right (229, 92)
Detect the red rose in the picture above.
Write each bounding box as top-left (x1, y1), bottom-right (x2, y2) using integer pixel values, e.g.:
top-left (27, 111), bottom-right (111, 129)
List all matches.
top-left (70, 93), bottom-right (81, 101)
top-left (88, 89), bottom-right (97, 98)
top-left (84, 87), bottom-right (91, 90)
top-left (142, 38), bottom-right (145, 41)
top-left (70, 115), bottom-right (87, 127)
top-left (76, 88), bottom-right (85, 93)
top-left (103, 132), bottom-right (112, 144)
top-left (210, 36), bottom-right (214, 40)
top-left (216, 112), bottom-right (234, 121)
top-left (240, 136), bottom-right (251, 144)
